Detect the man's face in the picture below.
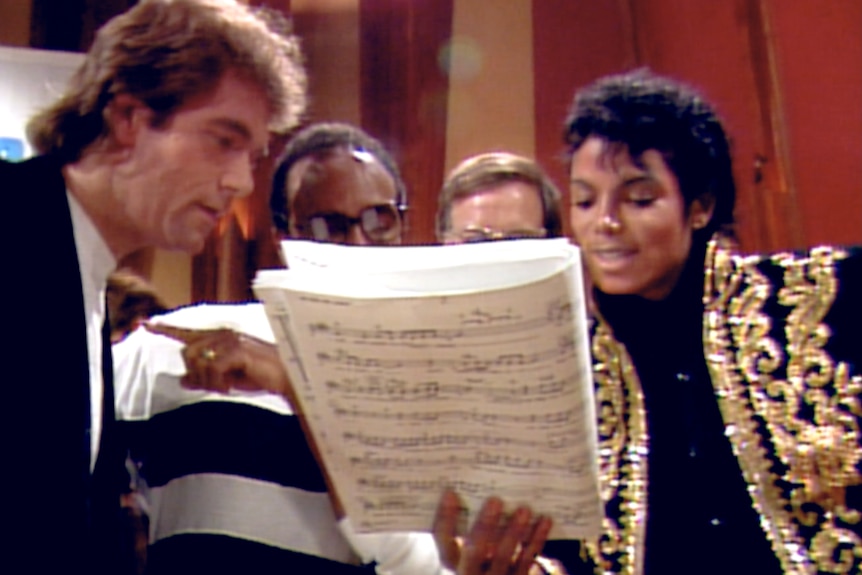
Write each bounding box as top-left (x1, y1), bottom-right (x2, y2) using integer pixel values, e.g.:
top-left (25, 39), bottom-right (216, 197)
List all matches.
top-left (568, 137), bottom-right (712, 300)
top-left (113, 70), bottom-right (270, 254)
top-left (288, 148), bottom-right (403, 246)
top-left (443, 181), bottom-right (546, 244)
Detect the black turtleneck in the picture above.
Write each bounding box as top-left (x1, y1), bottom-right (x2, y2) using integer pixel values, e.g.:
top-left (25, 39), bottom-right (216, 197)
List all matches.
top-left (590, 240), bottom-right (781, 575)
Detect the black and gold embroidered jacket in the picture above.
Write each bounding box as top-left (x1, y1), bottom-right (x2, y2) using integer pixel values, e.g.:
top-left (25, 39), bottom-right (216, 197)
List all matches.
top-left (580, 238), bottom-right (862, 575)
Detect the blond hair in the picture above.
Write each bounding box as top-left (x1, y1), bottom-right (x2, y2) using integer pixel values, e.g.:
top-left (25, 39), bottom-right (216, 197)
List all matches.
top-left (435, 152), bottom-right (564, 240)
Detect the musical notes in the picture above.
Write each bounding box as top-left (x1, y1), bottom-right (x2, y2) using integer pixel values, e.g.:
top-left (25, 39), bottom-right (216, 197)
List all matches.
top-left (324, 374), bottom-right (573, 403)
top-left (317, 343), bottom-right (576, 373)
top-left (330, 404), bottom-right (581, 428)
top-left (346, 449), bottom-right (589, 475)
top-left (343, 427), bottom-right (584, 452)
top-left (307, 303), bottom-right (577, 348)
top-left (253, 239), bottom-right (601, 539)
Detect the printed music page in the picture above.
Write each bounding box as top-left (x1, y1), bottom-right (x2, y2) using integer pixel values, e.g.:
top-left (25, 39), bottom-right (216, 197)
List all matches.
top-left (253, 239), bottom-right (601, 539)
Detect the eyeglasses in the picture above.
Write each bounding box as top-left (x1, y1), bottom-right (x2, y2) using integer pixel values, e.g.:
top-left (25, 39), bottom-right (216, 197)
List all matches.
top-left (294, 203), bottom-right (405, 245)
top-left (444, 226), bottom-right (548, 244)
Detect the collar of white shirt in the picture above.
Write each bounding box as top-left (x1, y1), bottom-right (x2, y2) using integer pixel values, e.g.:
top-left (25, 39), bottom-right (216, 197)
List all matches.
top-left (67, 190), bottom-right (116, 472)
top-left (67, 191), bottom-right (116, 290)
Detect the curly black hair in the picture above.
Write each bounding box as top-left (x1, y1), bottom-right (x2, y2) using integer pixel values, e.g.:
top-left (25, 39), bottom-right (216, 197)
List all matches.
top-left (565, 69), bottom-right (736, 239)
top-left (269, 122), bottom-right (407, 233)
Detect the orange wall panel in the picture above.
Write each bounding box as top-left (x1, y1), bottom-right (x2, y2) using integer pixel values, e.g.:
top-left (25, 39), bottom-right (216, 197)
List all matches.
top-left (533, 0), bottom-right (862, 251)
top-left (532, 0), bottom-right (639, 239)
top-left (767, 0), bottom-right (862, 246)
top-left (625, 0), bottom-right (786, 251)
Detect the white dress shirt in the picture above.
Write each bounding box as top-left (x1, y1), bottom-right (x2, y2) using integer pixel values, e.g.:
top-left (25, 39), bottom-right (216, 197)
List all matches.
top-left (67, 191), bottom-right (116, 472)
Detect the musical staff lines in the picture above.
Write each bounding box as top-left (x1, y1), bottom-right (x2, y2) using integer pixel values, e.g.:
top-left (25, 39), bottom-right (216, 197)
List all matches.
top-left (342, 430), bottom-right (583, 451)
top-left (329, 404), bottom-right (580, 428)
top-left (324, 374), bottom-right (574, 403)
top-left (306, 297), bottom-right (574, 348)
top-left (256, 256), bottom-right (601, 540)
top-left (346, 450), bottom-right (588, 475)
top-left (316, 338), bottom-right (576, 373)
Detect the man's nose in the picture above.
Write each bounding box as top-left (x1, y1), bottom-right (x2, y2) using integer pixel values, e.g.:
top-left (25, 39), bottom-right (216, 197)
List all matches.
top-left (221, 152), bottom-right (255, 198)
top-left (596, 201), bottom-right (622, 234)
top-left (345, 221), bottom-right (371, 246)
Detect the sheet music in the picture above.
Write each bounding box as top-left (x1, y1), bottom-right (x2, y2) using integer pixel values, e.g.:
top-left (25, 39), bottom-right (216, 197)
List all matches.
top-left (254, 240), bottom-right (601, 539)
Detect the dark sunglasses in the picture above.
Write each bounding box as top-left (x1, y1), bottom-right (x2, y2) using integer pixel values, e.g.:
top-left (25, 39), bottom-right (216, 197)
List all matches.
top-left (296, 203), bottom-right (405, 245)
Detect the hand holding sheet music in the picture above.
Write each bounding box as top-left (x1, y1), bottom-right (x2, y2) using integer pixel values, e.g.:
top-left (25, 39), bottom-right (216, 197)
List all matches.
top-left (253, 239), bottom-right (601, 540)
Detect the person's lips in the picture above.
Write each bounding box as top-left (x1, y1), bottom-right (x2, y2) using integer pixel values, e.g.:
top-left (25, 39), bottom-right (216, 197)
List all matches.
top-left (197, 203), bottom-right (226, 226)
top-left (589, 247), bottom-right (637, 269)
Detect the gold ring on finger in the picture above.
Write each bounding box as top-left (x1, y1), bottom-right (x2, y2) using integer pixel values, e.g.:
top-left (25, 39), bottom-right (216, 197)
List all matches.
top-left (201, 348), bottom-right (217, 361)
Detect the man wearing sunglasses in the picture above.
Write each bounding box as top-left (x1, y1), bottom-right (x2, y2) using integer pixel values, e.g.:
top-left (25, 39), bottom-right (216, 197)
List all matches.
top-left (271, 122), bottom-right (407, 247)
top-left (113, 123), bottom-right (445, 574)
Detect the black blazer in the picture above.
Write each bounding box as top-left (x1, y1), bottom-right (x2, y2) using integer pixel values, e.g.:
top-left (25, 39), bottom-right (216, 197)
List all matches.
top-left (0, 155), bottom-right (123, 574)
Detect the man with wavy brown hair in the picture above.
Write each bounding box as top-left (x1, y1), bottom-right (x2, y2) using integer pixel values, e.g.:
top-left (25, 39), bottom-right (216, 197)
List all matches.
top-left (0, 1), bottom-right (305, 573)
top-left (113, 122), bottom-right (446, 575)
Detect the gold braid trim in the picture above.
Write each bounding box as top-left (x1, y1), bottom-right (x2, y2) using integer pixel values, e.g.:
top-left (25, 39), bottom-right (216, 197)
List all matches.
top-left (588, 315), bottom-right (648, 575)
top-left (703, 239), bottom-right (862, 574)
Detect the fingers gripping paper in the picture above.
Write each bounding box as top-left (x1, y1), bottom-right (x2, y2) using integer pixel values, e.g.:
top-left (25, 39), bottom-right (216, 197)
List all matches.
top-left (253, 239), bottom-right (601, 540)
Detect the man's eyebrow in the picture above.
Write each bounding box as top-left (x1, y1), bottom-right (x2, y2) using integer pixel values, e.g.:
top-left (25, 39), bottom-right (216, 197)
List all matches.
top-left (208, 117), bottom-right (269, 156)
top-left (568, 177), bottom-right (595, 189)
top-left (207, 118), bottom-right (253, 141)
top-left (620, 174), bottom-right (652, 185)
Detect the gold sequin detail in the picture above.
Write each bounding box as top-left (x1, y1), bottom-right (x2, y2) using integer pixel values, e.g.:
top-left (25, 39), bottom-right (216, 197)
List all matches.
top-left (588, 237), bottom-right (861, 575)
top-left (588, 316), bottom-right (648, 575)
top-left (704, 240), bottom-right (862, 574)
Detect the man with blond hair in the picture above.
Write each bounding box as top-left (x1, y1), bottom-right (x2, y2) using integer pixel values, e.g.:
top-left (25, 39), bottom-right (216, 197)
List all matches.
top-left (435, 152), bottom-right (564, 244)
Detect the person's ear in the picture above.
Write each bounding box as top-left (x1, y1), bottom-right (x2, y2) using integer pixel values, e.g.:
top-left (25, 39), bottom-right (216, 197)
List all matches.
top-left (690, 194), bottom-right (715, 230)
top-left (104, 93), bottom-right (151, 149)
